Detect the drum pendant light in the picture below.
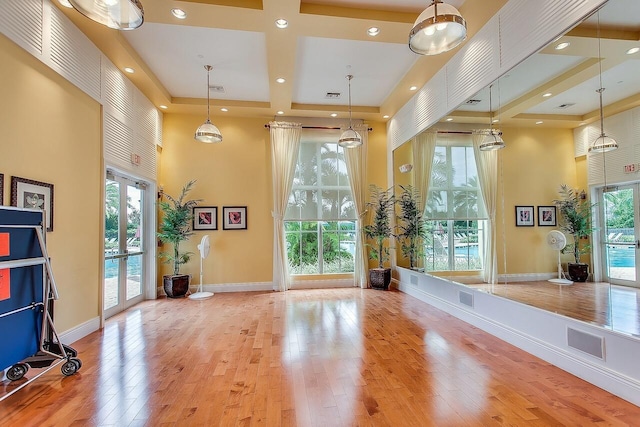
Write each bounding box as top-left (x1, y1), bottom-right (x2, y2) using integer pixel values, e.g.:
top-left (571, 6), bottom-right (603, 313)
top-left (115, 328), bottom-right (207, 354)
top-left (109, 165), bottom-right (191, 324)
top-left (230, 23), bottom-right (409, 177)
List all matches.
top-left (68, 0), bottom-right (144, 30)
top-left (195, 65), bottom-right (223, 143)
top-left (409, 1), bottom-right (467, 55)
top-left (479, 84), bottom-right (505, 151)
top-left (338, 75), bottom-right (362, 148)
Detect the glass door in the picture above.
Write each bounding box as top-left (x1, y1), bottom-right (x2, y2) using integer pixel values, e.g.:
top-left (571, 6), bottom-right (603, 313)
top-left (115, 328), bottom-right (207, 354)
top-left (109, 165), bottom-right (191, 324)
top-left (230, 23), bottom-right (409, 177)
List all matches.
top-left (601, 184), bottom-right (640, 288)
top-left (104, 173), bottom-right (146, 318)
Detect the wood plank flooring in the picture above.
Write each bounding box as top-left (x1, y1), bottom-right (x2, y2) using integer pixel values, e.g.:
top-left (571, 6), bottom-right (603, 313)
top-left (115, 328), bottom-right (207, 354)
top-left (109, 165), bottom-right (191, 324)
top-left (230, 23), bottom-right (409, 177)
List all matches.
top-left (465, 281), bottom-right (640, 337)
top-left (2, 288), bottom-right (640, 426)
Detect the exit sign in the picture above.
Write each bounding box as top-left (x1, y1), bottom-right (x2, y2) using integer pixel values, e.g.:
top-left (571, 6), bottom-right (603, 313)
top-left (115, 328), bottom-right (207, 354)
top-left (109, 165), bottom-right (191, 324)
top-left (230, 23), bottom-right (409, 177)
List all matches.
top-left (624, 163), bottom-right (639, 174)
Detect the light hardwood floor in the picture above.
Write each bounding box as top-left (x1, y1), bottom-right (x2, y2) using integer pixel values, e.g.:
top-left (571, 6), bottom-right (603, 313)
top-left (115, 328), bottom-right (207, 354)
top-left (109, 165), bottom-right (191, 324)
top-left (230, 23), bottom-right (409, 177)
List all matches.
top-left (2, 288), bottom-right (639, 426)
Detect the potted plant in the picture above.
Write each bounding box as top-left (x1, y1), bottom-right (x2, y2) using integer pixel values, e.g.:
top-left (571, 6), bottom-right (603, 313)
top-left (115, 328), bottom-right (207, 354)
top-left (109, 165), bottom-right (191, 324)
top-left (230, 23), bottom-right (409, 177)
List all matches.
top-left (363, 185), bottom-right (395, 289)
top-left (396, 184), bottom-right (426, 271)
top-left (158, 180), bottom-right (201, 297)
top-left (553, 184), bottom-right (595, 282)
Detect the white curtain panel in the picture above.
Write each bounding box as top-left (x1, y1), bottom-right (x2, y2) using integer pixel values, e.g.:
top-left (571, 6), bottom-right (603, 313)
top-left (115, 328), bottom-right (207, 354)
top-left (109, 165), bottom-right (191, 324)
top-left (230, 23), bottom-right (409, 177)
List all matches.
top-left (344, 124), bottom-right (369, 288)
top-left (270, 121), bottom-right (302, 291)
top-left (472, 132), bottom-right (499, 284)
top-left (412, 131), bottom-right (437, 215)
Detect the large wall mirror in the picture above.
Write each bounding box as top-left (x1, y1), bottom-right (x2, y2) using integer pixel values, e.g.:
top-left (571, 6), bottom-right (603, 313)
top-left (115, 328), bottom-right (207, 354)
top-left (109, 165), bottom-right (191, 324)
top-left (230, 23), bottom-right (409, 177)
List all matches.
top-left (393, 0), bottom-right (640, 338)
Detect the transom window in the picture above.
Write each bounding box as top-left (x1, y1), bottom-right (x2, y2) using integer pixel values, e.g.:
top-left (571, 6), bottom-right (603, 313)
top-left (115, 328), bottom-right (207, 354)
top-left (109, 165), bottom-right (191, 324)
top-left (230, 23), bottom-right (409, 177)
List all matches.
top-left (285, 131), bottom-right (356, 274)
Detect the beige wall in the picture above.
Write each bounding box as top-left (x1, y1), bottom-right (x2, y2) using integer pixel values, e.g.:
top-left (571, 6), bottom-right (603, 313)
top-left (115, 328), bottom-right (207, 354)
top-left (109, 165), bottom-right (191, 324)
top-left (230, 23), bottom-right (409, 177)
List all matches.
top-left (160, 115), bottom-right (389, 285)
top-left (498, 126), bottom-right (578, 274)
top-left (0, 35), bottom-right (101, 332)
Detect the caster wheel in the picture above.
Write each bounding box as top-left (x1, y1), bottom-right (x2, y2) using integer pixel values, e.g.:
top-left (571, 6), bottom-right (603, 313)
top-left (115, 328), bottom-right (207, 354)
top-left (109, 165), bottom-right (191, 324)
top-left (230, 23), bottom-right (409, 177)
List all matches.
top-left (61, 360), bottom-right (79, 376)
top-left (71, 358), bottom-right (82, 371)
top-left (6, 363), bottom-right (29, 381)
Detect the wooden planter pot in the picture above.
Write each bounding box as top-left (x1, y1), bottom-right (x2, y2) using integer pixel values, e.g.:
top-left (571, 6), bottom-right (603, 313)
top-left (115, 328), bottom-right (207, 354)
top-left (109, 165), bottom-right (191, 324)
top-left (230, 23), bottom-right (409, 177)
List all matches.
top-left (370, 268), bottom-right (391, 290)
top-left (163, 274), bottom-right (190, 298)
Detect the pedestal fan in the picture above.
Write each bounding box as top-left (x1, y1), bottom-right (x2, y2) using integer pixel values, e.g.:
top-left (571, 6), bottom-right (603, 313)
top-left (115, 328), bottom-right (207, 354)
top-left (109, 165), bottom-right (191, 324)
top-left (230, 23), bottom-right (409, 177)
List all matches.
top-left (189, 235), bottom-right (214, 300)
top-left (547, 230), bottom-right (573, 285)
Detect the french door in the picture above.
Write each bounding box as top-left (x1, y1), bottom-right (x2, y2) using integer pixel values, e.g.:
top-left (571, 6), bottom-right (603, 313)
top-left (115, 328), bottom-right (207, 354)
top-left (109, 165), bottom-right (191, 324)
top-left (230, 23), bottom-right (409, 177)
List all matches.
top-left (600, 184), bottom-right (640, 288)
top-left (104, 172), bottom-right (147, 318)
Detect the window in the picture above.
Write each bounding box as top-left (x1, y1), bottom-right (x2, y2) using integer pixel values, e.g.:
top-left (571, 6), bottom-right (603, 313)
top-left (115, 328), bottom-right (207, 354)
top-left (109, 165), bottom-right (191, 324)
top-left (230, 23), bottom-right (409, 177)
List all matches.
top-left (285, 131), bottom-right (356, 274)
top-left (424, 135), bottom-right (487, 271)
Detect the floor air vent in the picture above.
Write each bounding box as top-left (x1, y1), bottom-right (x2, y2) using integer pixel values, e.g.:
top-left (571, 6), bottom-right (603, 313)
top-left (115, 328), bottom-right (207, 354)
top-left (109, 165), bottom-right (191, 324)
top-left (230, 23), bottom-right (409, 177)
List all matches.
top-left (410, 275), bottom-right (418, 285)
top-left (567, 327), bottom-right (604, 359)
top-left (459, 290), bottom-right (474, 308)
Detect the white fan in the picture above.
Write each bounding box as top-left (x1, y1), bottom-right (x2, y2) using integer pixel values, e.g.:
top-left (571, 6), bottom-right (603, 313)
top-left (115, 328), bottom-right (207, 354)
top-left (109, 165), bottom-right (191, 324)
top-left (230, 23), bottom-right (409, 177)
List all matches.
top-left (189, 235), bottom-right (214, 300)
top-left (547, 230), bottom-right (573, 285)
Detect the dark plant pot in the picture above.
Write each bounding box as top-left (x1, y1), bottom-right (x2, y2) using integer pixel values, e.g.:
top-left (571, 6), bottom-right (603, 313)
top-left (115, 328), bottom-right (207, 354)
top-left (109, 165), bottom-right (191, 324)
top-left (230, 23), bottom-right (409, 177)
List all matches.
top-left (163, 274), bottom-right (190, 298)
top-left (370, 268), bottom-right (391, 290)
top-left (568, 263), bottom-right (589, 282)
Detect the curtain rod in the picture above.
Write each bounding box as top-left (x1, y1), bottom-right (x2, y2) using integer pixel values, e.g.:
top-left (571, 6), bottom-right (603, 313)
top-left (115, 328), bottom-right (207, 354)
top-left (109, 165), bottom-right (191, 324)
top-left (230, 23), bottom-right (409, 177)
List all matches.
top-left (264, 124), bottom-right (372, 131)
top-left (434, 130), bottom-right (473, 134)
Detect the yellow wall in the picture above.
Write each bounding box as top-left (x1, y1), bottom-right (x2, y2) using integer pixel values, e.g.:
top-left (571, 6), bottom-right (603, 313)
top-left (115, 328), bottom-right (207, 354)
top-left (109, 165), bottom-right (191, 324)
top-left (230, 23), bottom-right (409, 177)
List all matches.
top-left (160, 115), bottom-right (389, 284)
top-left (498, 126), bottom-right (578, 274)
top-left (0, 35), bottom-right (101, 332)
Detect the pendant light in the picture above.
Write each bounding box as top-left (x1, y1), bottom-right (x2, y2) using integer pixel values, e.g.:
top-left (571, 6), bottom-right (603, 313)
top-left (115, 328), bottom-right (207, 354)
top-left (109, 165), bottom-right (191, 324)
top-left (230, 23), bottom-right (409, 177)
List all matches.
top-left (194, 65), bottom-right (223, 143)
top-left (589, 13), bottom-right (618, 153)
top-left (338, 75), bottom-right (362, 148)
top-left (479, 84), bottom-right (505, 151)
top-left (409, 0), bottom-right (467, 55)
top-left (68, 0), bottom-right (144, 30)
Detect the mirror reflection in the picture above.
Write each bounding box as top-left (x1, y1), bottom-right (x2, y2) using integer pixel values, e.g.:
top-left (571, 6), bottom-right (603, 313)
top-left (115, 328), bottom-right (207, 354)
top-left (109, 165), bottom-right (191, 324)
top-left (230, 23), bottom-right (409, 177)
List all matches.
top-left (393, 0), bottom-right (640, 338)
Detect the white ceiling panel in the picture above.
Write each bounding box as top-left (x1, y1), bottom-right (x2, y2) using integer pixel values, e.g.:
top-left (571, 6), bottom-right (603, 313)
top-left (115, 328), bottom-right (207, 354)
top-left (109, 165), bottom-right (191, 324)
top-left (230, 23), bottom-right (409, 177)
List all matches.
top-left (294, 36), bottom-right (417, 106)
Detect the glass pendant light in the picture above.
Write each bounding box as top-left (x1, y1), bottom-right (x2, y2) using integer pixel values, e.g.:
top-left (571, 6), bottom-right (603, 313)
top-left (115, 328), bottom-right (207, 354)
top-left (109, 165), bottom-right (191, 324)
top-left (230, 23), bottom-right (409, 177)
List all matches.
top-left (409, 1), bottom-right (467, 55)
top-left (195, 65), bottom-right (223, 143)
top-left (479, 84), bottom-right (505, 151)
top-left (338, 75), bottom-right (362, 148)
top-left (68, 0), bottom-right (144, 30)
top-left (589, 14), bottom-right (617, 153)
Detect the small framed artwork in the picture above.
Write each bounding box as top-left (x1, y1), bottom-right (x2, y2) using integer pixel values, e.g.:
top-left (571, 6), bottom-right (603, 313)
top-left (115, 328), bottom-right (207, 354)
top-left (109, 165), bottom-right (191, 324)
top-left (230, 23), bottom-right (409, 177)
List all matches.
top-left (222, 206), bottom-right (247, 230)
top-left (0, 173), bottom-right (3, 205)
top-left (537, 205), bottom-right (557, 226)
top-left (515, 205), bottom-right (534, 227)
top-left (11, 176), bottom-right (54, 231)
top-left (193, 206), bottom-right (218, 230)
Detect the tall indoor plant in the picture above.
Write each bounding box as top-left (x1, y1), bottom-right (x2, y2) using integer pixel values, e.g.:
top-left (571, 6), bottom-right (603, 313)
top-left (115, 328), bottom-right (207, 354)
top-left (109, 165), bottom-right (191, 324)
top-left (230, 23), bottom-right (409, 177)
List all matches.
top-left (363, 185), bottom-right (395, 289)
top-left (553, 184), bottom-right (595, 282)
top-left (158, 180), bottom-right (201, 297)
top-left (396, 184), bottom-right (426, 270)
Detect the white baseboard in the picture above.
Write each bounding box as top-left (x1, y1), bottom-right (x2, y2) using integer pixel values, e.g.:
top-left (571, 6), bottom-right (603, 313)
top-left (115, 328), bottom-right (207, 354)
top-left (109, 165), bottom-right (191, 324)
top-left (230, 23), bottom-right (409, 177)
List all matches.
top-left (166, 281), bottom-right (275, 295)
top-left (497, 272), bottom-right (556, 282)
top-left (59, 316), bottom-right (100, 345)
top-left (289, 278), bottom-right (354, 289)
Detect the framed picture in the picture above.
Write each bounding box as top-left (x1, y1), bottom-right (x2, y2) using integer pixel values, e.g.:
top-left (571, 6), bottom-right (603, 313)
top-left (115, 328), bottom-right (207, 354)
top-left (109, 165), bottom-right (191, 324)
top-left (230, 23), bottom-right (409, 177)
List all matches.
top-left (515, 205), bottom-right (534, 227)
top-left (222, 206), bottom-right (247, 230)
top-left (0, 173), bottom-right (3, 205)
top-left (193, 206), bottom-right (217, 230)
top-left (11, 176), bottom-right (54, 231)
top-left (537, 205), bottom-right (557, 226)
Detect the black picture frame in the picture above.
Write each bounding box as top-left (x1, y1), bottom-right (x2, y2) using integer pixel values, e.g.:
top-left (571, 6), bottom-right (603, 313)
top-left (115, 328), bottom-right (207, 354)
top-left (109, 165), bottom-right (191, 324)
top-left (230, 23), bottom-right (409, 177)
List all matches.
top-left (193, 206), bottom-right (218, 230)
top-left (515, 205), bottom-right (534, 227)
top-left (222, 206), bottom-right (247, 230)
top-left (537, 205), bottom-right (557, 226)
top-left (11, 176), bottom-right (54, 231)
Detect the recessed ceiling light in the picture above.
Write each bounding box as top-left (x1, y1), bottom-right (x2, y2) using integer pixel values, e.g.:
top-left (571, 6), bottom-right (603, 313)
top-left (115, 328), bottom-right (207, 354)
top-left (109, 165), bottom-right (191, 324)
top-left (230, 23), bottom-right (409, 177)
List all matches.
top-left (492, 119), bottom-right (499, 123)
top-left (221, 108), bottom-right (228, 112)
top-left (383, 115), bottom-right (390, 119)
top-left (446, 118), bottom-right (453, 122)
top-left (275, 19), bottom-right (288, 29)
top-left (330, 113), bottom-right (338, 117)
top-left (159, 105), bottom-right (168, 109)
top-left (555, 42), bottom-right (570, 50)
top-left (543, 92), bottom-right (552, 97)
top-left (276, 77), bottom-right (286, 83)
top-left (277, 110), bottom-right (285, 115)
top-left (626, 47), bottom-right (640, 55)
top-left (367, 27), bottom-right (380, 36)
top-left (171, 8), bottom-right (186, 19)
top-left (536, 121), bottom-right (544, 125)
top-left (58, 0), bottom-right (73, 8)
top-left (409, 86), bottom-right (418, 91)
top-left (124, 67), bottom-right (135, 74)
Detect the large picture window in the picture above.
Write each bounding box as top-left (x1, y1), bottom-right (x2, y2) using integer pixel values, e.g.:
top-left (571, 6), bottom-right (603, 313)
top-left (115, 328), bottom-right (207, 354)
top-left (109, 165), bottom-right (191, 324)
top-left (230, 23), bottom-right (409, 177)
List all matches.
top-left (424, 136), bottom-right (487, 271)
top-left (285, 131), bottom-right (356, 274)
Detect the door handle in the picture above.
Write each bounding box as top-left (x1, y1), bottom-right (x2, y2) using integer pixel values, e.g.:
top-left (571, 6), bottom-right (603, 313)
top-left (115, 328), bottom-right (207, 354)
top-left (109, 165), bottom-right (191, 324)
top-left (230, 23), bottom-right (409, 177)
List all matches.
top-left (636, 240), bottom-right (640, 249)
